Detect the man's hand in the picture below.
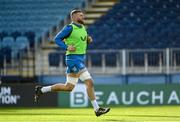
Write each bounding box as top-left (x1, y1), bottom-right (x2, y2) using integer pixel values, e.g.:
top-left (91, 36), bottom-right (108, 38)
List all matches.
top-left (67, 45), bottom-right (76, 52)
top-left (87, 36), bottom-right (93, 44)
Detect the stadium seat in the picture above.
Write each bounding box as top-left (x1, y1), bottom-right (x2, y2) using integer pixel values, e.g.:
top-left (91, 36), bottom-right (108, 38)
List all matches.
top-left (0, 51), bottom-right (4, 69)
top-left (48, 52), bottom-right (60, 67)
top-left (16, 36), bottom-right (29, 50)
top-left (2, 37), bottom-right (14, 48)
top-left (1, 47), bottom-right (12, 63)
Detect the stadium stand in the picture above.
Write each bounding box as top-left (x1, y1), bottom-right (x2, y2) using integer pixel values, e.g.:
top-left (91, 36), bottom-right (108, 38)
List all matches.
top-left (0, 0), bottom-right (88, 78)
top-left (0, 0), bottom-right (87, 44)
top-left (87, 0), bottom-right (180, 49)
top-left (43, 0), bottom-right (180, 75)
top-left (0, 0), bottom-right (180, 85)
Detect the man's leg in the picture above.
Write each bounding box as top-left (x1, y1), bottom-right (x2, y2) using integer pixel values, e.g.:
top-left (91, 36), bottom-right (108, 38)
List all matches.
top-left (41, 82), bottom-right (75, 93)
top-left (79, 70), bottom-right (110, 117)
top-left (34, 73), bottom-right (78, 102)
top-left (84, 79), bottom-right (95, 100)
top-left (84, 78), bottom-right (99, 110)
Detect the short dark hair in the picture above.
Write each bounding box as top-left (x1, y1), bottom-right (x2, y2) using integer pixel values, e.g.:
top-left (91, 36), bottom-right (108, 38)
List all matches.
top-left (70, 9), bottom-right (83, 17)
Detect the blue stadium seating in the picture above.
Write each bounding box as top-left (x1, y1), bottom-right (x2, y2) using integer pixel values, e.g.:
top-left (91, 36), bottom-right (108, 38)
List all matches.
top-left (45, 0), bottom-right (180, 67)
top-left (48, 52), bottom-right (60, 67)
top-left (0, 0), bottom-right (87, 44)
top-left (88, 0), bottom-right (180, 49)
top-left (0, 0), bottom-right (87, 65)
top-left (0, 36), bottom-right (30, 60)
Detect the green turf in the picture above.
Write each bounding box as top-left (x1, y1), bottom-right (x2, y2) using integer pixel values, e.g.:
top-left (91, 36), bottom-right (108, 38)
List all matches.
top-left (0, 106), bottom-right (180, 122)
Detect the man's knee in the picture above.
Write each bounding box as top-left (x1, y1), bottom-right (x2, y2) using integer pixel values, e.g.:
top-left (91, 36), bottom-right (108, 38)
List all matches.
top-left (85, 79), bottom-right (94, 88)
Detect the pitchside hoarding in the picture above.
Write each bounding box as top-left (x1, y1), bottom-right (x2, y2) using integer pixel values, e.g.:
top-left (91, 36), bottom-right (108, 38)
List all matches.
top-left (0, 84), bottom-right (180, 107)
top-left (0, 84), bottom-right (57, 107)
top-left (58, 84), bottom-right (180, 107)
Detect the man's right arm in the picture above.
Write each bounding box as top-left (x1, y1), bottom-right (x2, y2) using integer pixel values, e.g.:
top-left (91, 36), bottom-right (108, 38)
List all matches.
top-left (54, 25), bottom-right (72, 50)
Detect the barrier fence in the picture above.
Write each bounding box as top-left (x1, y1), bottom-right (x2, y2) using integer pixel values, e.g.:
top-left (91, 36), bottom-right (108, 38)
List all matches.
top-left (36, 48), bottom-right (180, 75)
top-left (1, 48), bottom-right (180, 77)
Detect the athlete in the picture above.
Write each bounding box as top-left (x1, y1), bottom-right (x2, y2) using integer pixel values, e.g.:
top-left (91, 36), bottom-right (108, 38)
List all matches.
top-left (34, 9), bottom-right (110, 117)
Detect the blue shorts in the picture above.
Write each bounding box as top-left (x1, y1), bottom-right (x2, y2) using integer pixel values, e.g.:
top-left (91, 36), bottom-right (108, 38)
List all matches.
top-left (65, 54), bottom-right (86, 74)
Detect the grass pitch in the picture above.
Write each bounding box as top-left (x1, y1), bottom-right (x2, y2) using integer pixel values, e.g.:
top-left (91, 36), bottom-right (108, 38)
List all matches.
top-left (0, 106), bottom-right (180, 122)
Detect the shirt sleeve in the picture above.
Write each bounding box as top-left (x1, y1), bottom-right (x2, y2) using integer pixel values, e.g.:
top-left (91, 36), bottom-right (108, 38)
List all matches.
top-left (54, 25), bottom-right (72, 50)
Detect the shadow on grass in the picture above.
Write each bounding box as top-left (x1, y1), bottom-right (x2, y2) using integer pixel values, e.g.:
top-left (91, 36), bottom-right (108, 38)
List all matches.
top-left (1, 112), bottom-right (180, 120)
top-left (109, 114), bottom-right (180, 118)
top-left (0, 113), bottom-right (91, 116)
top-left (103, 115), bottom-right (180, 122)
top-left (104, 119), bottom-right (126, 122)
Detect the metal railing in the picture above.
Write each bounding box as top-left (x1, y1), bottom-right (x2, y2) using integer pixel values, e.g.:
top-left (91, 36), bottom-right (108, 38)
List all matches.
top-left (0, 48), bottom-right (35, 77)
top-left (1, 48), bottom-right (180, 77)
top-left (35, 48), bottom-right (180, 76)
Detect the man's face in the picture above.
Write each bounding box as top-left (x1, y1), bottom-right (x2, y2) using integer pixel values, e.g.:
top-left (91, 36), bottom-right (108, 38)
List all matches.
top-left (73, 12), bottom-right (85, 25)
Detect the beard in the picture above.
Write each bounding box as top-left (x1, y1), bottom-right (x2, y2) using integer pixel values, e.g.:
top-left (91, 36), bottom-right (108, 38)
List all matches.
top-left (77, 19), bottom-right (85, 25)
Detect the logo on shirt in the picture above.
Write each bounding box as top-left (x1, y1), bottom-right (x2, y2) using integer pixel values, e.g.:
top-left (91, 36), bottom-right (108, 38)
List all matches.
top-left (71, 66), bottom-right (78, 72)
top-left (81, 36), bottom-right (87, 41)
